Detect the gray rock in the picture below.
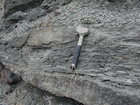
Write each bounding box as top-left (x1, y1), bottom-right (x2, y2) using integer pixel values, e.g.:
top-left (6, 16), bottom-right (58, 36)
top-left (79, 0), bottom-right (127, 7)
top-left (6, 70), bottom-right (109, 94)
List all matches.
top-left (25, 8), bottom-right (47, 21)
top-left (6, 11), bottom-right (27, 22)
top-left (41, 0), bottom-right (72, 7)
top-left (0, 79), bottom-right (83, 105)
top-left (1, 0), bottom-right (44, 30)
top-left (0, 0), bottom-right (140, 105)
top-left (4, 0), bottom-right (43, 17)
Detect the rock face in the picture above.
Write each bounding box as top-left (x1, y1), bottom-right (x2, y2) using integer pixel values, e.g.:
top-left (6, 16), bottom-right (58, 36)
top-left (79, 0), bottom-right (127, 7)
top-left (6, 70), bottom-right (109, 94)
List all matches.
top-left (4, 0), bottom-right (43, 17)
top-left (0, 0), bottom-right (140, 105)
top-left (0, 0), bottom-right (4, 28)
top-left (0, 79), bottom-right (83, 105)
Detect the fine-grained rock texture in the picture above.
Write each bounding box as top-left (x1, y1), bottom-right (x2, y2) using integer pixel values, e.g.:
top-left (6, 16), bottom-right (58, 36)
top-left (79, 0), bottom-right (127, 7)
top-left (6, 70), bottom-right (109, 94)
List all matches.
top-left (0, 0), bottom-right (140, 105)
top-left (4, 0), bottom-right (43, 17)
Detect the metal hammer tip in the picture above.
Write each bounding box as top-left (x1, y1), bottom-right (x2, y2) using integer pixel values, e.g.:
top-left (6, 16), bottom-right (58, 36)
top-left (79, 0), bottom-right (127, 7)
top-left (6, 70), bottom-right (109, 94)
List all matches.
top-left (76, 25), bottom-right (89, 36)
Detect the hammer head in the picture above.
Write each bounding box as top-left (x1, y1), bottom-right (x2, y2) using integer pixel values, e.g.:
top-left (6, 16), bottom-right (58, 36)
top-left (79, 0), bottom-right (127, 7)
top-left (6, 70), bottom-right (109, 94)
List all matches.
top-left (76, 25), bottom-right (89, 36)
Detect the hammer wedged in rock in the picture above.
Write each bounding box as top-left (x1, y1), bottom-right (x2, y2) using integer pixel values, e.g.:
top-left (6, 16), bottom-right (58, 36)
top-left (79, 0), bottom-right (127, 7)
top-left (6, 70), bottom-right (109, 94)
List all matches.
top-left (70, 26), bottom-right (89, 70)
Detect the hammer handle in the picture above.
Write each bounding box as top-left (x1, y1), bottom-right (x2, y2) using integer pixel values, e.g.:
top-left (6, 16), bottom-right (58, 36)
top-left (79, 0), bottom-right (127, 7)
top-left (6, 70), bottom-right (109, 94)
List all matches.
top-left (71, 35), bottom-right (84, 70)
top-left (71, 45), bottom-right (81, 69)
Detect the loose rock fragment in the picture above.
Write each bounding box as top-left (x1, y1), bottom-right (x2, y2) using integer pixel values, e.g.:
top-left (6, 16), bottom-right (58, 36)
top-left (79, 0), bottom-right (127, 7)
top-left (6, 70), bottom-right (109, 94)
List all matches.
top-left (1, 69), bottom-right (22, 84)
top-left (5, 88), bottom-right (13, 95)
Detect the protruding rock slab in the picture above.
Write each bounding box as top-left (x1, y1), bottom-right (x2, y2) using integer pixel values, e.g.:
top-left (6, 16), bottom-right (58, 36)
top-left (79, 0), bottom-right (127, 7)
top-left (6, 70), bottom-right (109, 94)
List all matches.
top-left (1, 25), bottom-right (140, 105)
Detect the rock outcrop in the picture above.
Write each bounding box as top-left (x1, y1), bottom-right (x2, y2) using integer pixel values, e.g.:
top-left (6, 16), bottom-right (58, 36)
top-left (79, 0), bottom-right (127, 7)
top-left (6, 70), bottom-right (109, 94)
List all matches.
top-left (0, 0), bottom-right (140, 105)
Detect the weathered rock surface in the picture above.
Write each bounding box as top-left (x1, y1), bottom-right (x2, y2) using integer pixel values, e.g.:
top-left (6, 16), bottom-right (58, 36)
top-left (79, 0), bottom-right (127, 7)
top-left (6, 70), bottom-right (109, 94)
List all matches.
top-left (0, 78), bottom-right (83, 105)
top-left (4, 0), bottom-right (43, 17)
top-left (0, 0), bottom-right (4, 28)
top-left (0, 0), bottom-right (140, 105)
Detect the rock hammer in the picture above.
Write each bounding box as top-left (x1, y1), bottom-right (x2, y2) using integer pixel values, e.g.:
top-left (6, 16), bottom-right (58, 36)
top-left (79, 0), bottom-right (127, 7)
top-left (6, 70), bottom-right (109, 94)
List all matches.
top-left (70, 25), bottom-right (89, 70)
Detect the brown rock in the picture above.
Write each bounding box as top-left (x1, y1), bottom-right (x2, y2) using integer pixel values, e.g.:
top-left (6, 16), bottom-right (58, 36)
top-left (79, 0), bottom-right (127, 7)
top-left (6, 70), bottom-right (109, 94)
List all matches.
top-left (1, 69), bottom-right (22, 84)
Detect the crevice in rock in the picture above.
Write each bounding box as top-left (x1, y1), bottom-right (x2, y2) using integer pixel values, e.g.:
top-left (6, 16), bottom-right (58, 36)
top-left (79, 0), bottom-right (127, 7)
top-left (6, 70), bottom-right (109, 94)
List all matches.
top-left (20, 33), bottom-right (30, 58)
top-left (4, 0), bottom-right (44, 18)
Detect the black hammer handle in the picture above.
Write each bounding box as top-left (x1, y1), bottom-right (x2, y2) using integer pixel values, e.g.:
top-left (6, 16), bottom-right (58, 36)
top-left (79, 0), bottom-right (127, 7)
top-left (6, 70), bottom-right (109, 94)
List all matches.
top-left (71, 45), bottom-right (81, 70)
